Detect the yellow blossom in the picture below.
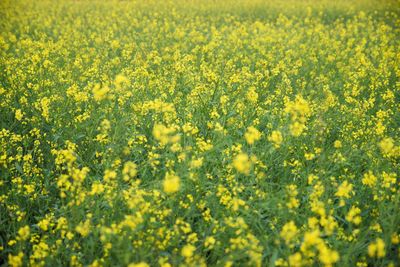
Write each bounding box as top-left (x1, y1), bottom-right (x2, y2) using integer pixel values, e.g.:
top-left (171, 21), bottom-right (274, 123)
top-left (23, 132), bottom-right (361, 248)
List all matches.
top-left (163, 172), bottom-right (180, 194)
top-left (379, 137), bottom-right (395, 155)
top-left (37, 218), bottom-right (50, 231)
top-left (290, 121), bottom-right (307, 137)
top-left (361, 171), bottom-right (377, 187)
top-left (205, 236), bottom-right (216, 249)
top-left (92, 84), bottom-right (110, 101)
top-left (288, 252), bottom-right (303, 267)
top-left (245, 126), bottom-right (262, 145)
top-left (246, 87), bottom-right (258, 103)
top-left (334, 140), bottom-right (342, 148)
top-left (335, 181), bottom-right (353, 198)
top-left (280, 221), bottom-right (298, 245)
top-left (346, 206), bottom-right (362, 225)
top-left (268, 130), bottom-right (283, 148)
top-left (17, 225), bottom-right (30, 241)
top-left (153, 124), bottom-right (180, 146)
top-left (8, 252), bottom-right (24, 267)
top-left (319, 245), bottom-right (340, 266)
top-left (181, 244), bottom-right (196, 258)
top-left (15, 109), bottom-right (23, 121)
top-left (75, 220), bottom-right (91, 237)
top-left (128, 263), bottom-right (149, 267)
top-left (232, 152), bottom-right (251, 175)
top-left (122, 161), bottom-right (138, 181)
top-left (104, 169), bottom-right (117, 182)
top-left (368, 238), bottom-right (385, 258)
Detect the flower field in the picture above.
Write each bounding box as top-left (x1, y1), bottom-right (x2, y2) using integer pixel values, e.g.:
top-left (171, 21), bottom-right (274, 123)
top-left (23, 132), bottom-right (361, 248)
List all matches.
top-left (1, 0), bottom-right (399, 266)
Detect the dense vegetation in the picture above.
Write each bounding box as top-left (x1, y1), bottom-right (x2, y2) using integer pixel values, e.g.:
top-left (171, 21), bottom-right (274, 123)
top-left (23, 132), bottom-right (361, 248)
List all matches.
top-left (1, 0), bottom-right (399, 266)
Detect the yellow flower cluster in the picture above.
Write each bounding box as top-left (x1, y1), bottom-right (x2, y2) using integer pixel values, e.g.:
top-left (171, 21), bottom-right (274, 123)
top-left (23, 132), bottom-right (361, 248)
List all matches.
top-left (233, 153), bottom-right (252, 175)
top-left (163, 172), bottom-right (180, 194)
top-left (285, 96), bottom-right (311, 137)
top-left (244, 126), bottom-right (262, 145)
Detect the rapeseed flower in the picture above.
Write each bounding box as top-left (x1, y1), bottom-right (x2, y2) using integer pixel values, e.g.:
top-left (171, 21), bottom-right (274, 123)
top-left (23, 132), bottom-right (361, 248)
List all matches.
top-left (233, 153), bottom-right (251, 175)
top-left (368, 238), bottom-right (385, 258)
top-left (245, 126), bottom-right (261, 145)
top-left (163, 172), bottom-right (180, 194)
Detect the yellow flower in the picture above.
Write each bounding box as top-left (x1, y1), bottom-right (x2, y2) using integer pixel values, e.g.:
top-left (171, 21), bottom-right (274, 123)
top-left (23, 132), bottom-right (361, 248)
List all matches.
top-left (100, 119), bottom-right (111, 132)
top-left (308, 174), bottom-right (319, 185)
top-left (285, 95), bottom-right (311, 120)
top-left (181, 244), bottom-right (196, 258)
top-left (333, 140), bottom-right (342, 148)
top-left (288, 252), bottom-right (303, 267)
top-left (346, 206), bottom-right (362, 225)
top-left (232, 153), bottom-right (251, 175)
top-left (128, 263), bottom-right (149, 267)
top-left (66, 232), bottom-right (74, 240)
top-left (319, 245), bottom-right (340, 266)
top-left (75, 220), bottom-right (91, 237)
top-left (382, 172), bottom-right (396, 188)
top-left (391, 233), bottom-right (399, 244)
top-left (190, 157), bottom-right (203, 169)
top-left (335, 181), bottom-right (353, 198)
top-left (90, 182), bottom-right (105, 195)
top-left (163, 172), bottom-right (180, 194)
top-left (37, 218), bottom-right (50, 231)
top-left (92, 84), bottom-right (110, 101)
top-left (104, 169), bottom-right (117, 182)
top-left (115, 74), bottom-right (130, 88)
top-left (304, 152), bottom-right (315, 160)
top-left (246, 87), bottom-right (258, 103)
top-left (122, 161), bottom-right (137, 181)
top-left (361, 171), bottom-right (377, 187)
top-left (286, 184), bottom-right (300, 209)
top-left (285, 95), bottom-right (311, 136)
top-left (375, 121), bottom-right (385, 135)
top-left (280, 221), bottom-right (298, 245)
top-left (17, 225), bottom-right (30, 241)
top-left (204, 236), bottom-right (216, 249)
top-left (153, 124), bottom-right (180, 146)
top-left (245, 126), bottom-right (261, 145)
top-left (8, 252), bottom-right (24, 267)
top-left (368, 238), bottom-right (385, 258)
top-left (379, 137), bottom-right (394, 155)
top-left (301, 230), bottom-right (322, 251)
top-left (268, 130), bottom-right (283, 148)
top-left (15, 109), bottom-right (23, 121)
top-left (290, 121), bottom-right (306, 137)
